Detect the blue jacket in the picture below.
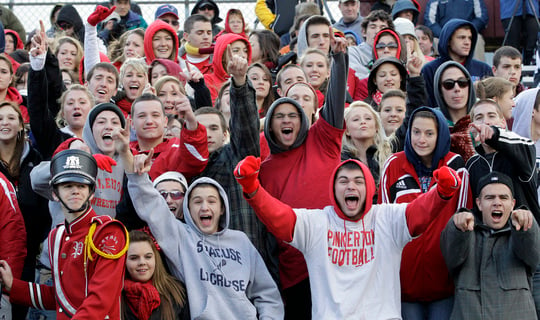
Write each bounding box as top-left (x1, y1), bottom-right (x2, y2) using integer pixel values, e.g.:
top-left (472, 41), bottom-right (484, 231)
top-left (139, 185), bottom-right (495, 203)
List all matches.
top-left (424, 0), bottom-right (488, 37)
top-left (421, 19), bottom-right (492, 107)
top-left (500, 0), bottom-right (539, 19)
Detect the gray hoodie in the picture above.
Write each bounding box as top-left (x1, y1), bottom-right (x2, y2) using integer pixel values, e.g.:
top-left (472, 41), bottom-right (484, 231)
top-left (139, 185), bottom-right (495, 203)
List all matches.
top-left (127, 174), bottom-right (284, 320)
top-left (513, 88), bottom-right (540, 199)
top-left (349, 42), bottom-right (373, 79)
top-left (513, 88), bottom-right (540, 148)
top-left (81, 107), bottom-right (126, 218)
top-left (433, 60), bottom-right (476, 124)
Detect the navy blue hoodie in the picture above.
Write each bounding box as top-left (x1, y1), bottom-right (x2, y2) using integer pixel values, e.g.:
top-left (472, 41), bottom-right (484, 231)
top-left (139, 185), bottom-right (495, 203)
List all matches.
top-left (404, 107), bottom-right (451, 178)
top-left (421, 19), bottom-right (492, 107)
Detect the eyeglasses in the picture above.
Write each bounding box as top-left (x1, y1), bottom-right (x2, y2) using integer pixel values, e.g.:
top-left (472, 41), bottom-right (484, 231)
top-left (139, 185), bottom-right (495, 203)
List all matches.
top-left (441, 78), bottom-right (469, 90)
top-left (375, 42), bottom-right (398, 50)
top-left (166, 126), bottom-right (181, 134)
top-left (199, 5), bottom-right (214, 11)
top-left (159, 190), bottom-right (185, 200)
top-left (161, 18), bottom-right (179, 26)
top-left (274, 112), bottom-right (300, 120)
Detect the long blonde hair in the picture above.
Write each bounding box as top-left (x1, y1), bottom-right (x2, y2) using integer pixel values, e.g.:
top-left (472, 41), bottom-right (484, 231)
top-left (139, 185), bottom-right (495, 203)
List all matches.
top-left (342, 101), bottom-right (393, 172)
top-left (55, 84), bottom-right (94, 128)
top-left (53, 36), bottom-right (83, 72)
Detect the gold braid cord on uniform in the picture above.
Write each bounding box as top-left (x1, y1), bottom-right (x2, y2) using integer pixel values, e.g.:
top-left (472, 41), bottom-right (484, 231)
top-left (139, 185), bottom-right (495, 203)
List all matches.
top-left (84, 222), bottom-right (129, 262)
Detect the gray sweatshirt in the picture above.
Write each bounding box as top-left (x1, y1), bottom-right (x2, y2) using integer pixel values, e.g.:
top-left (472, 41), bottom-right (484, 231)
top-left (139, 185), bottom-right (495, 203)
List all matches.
top-left (127, 174), bottom-right (284, 320)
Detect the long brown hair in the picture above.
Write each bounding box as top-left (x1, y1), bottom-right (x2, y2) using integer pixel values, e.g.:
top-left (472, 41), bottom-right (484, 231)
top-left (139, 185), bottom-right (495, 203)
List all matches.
top-left (247, 62), bottom-right (274, 117)
top-left (124, 230), bottom-right (187, 320)
top-left (0, 101), bottom-right (24, 178)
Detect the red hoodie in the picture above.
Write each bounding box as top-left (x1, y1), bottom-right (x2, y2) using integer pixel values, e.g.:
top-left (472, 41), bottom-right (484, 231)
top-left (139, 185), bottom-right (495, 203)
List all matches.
top-left (144, 20), bottom-right (179, 65)
top-left (149, 58), bottom-right (187, 85)
top-left (203, 33), bottom-right (251, 104)
top-left (213, 9), bottom-right (247, 42)
top-left (5, 29), bottom-right (23, 51)
top-left (5, 87), bottom-right (28, 123)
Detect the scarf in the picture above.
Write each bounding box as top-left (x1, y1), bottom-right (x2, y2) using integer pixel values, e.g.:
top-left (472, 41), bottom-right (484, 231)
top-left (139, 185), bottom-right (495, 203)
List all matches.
top-left (124, 279), bottom-right (161, 320)
top-left (372, 90), bottom-right (383, 106)
top-left (116, 98), bottom-right (132, 119)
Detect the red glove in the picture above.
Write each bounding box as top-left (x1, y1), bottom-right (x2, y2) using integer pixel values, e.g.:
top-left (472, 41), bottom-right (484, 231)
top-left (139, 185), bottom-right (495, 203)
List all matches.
top-left (433, 166), bottom-right (461, 198)
top-left (93, 154), bottom-right (117, 173)
top-left (234, 156), bottom-right (261, 194)
top-left (88, 5), bottom-right (116, 26)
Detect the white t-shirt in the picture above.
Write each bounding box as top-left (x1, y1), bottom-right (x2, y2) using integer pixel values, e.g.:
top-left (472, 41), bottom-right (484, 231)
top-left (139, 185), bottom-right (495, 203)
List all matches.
top-left (290, 203), bottom-right (411, 319)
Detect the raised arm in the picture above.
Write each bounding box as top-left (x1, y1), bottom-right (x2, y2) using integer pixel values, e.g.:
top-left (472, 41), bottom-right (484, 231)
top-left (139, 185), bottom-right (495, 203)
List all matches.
top-left (185, 64), bottom-right (212, 109)
top-left (234, 156), bottom-right (296, 242)
top-left (148, 99), bottom-right (208, 180)
top-left (228, 48), bottom-right (260, 159)
top-left (113, 126), bottom-right (188, 258)
top-left (84, 5), bottom-right (116, 77)
top-left (28, 21), bottom-right (67, 159)
top-left (319, 26), bottom-right (348, 129)
top-left (406, 166), bottom-right (462, 236)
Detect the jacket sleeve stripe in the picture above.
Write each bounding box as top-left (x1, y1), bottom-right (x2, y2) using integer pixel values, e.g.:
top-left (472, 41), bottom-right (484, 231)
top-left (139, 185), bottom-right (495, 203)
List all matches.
top-left (473, 0), bottom-right (484, 18)
top-left (28, 282), bottom-right (38, 309)
top-left (35, 284), bottom-right (46, 310)
top-left (184, 142), bottom-right (208, 161)
top-left (380, 154), bottom-right (398, 203)
top-left (457, 168), bottom-right (469, 208)
top-left (0, 178), bottom-right (17, 211)
top-left (427, 1), bottom-right (438, 24)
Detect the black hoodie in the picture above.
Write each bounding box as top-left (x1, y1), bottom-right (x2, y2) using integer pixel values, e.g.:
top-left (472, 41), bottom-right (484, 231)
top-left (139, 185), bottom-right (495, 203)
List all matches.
top-left (56, 4), bottom-right (84, 42)
top-left (190, 0), bottom-right (223, 36)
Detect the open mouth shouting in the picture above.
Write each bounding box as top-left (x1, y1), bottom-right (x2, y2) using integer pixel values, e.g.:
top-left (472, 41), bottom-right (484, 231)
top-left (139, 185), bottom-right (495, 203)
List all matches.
top-left (102, 132), bottom-right (114, 146)
top-left (344, 194), bottom-right (360, 211)
top-left (127, 84), bottom-right (142, 99)
top-left (490, 210), bottom-right (503, 223)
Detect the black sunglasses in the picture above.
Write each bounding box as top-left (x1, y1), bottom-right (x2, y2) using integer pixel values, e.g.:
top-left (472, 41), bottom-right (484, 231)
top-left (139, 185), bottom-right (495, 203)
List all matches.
top-left (159, 190), bottom-right (185, 200)
top-left (161, 18), bottom-right (179, 26)
top-left (58, 22), bottom-right (73, 30)
top-left (375, 42), bottom-right (398, 50)
top-left (441, 78), bottom-right (469, 90)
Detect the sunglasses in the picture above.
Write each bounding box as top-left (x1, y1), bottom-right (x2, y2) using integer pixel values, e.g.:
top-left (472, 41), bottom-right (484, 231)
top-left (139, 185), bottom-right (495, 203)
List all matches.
top-left (441, 78), bottom-right (469, 90)
top-left (161, 18), bottom-right (179, 26)
top-left (159, 190), bottom-right (185, 200)
top-left (375, 42), bottom-right (398, 50)
top-left (58, 22), bottom-right (73, 30)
